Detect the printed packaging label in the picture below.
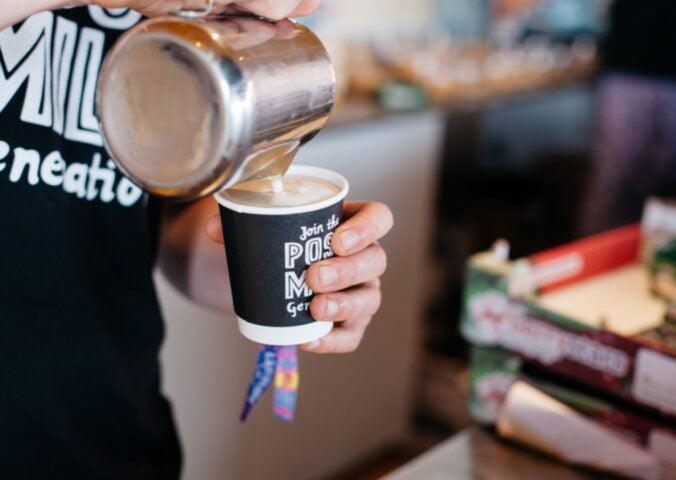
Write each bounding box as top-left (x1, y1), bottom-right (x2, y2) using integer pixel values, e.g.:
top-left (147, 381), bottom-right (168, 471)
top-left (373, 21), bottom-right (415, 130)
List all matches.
top-left (632, 349), bottom-right (676, 417)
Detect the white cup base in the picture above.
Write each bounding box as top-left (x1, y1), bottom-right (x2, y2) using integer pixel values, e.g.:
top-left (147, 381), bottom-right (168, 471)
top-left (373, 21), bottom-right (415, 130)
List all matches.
top-left (238, 318), bottom-right (333, 346)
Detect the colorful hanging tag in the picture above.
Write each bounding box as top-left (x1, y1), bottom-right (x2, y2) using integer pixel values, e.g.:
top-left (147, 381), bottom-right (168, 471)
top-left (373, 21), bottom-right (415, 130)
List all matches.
top-left (272, 346), bottom-right (299, 422)
top-left (241, 345), bottom-right (300, 422)
top-left (241, 345), bottom-right (277, 421)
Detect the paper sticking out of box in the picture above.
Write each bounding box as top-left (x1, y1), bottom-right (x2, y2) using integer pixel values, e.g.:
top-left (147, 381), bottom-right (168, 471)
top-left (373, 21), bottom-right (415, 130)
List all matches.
top-left (538, 264), bottom-right (666, 336)
top-left (632, 348), bottom-right (676, 419)
top-left (497, 381), bottom-right (660, 480)
top-left (641, 197), bottom-right (676, 262)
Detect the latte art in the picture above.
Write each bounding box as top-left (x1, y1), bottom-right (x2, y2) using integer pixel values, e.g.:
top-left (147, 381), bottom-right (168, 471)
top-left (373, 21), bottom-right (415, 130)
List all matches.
top-left (223, 175), bottom-right (341, 208)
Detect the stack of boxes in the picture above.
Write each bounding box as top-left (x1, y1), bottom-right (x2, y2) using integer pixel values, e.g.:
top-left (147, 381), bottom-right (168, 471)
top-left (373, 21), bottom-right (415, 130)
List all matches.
top-left (462, 217), bottom-right (676, 478)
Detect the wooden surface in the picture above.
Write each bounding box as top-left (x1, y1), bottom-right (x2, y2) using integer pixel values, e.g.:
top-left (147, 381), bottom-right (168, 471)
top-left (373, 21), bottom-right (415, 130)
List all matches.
top-left (384, 428), bottom-right (603, 480)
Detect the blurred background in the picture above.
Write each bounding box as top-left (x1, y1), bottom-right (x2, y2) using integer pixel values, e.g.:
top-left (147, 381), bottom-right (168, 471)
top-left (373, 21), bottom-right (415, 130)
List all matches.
top-left (157, 1), bottom-right (676, 478)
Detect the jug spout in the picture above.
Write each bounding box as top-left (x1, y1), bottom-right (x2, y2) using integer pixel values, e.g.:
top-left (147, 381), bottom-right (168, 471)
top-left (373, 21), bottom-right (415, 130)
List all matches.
top-left (226, 141), bottom-right (301, 189)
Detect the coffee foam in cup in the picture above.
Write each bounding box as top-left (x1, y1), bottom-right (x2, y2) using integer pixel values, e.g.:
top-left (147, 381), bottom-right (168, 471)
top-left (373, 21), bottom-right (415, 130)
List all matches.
top-left (223, 175), bottom-right (341, 208)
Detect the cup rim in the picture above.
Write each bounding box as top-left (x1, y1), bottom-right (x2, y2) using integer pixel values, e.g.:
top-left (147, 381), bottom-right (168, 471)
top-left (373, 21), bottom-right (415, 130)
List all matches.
top-left (213, 165), bottom-right (349, 215)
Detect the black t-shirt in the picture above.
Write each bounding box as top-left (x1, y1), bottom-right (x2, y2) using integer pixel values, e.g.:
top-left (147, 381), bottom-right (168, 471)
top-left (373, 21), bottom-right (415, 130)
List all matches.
top-left (605, 0), bottom-right (676, 80)
top-left (0, 7), bottom-right (181, 478)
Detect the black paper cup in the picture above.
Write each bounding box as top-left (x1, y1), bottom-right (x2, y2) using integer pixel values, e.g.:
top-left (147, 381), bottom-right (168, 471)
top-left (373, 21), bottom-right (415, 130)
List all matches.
top-left (214, 166), bottom-right (349, 346)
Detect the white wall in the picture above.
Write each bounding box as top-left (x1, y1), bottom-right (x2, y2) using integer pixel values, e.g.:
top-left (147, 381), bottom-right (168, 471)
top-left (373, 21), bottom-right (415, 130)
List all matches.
top-left (158, 111), bottom-right (445, 480)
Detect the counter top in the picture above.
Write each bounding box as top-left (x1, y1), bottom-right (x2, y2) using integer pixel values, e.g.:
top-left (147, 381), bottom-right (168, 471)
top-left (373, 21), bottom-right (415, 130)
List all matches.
top-left (384, 428), bottom-right (602, 480)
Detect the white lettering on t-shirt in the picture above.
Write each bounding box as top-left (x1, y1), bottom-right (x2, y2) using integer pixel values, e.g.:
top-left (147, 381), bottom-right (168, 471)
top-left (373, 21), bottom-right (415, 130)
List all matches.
top-left (0, 141), bottom-right (9, 172)
top-left (63, 161), bottom-right (88, 198)
top-left (51, 16), bottom-right (77, 136)
top-left (117, 177), bottom-right (143, 207)
top-left (0, 138), bottom-right (143, 206)
top-left (86, 153), bottom-right (115, 202)
top-left (9, 148), bottom-right (41, 185)
top-left (0, 9), bottom-right (144, 207)
top-left (64, 26), bottom-right (105, 146)
top-left (0, 9), bottom-right (139, 147)
top-left (40, 151), bottom-right (66, 187)
top-left (0, 12), bottom-right (54, 127)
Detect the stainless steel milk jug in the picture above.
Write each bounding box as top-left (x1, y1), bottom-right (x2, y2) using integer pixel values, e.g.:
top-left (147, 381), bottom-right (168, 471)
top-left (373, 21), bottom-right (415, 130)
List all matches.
top-left (96, 7), bottom-right (336, 200)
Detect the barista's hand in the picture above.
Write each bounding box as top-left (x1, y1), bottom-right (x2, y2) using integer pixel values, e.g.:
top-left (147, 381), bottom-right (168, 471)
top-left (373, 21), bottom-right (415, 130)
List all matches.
top-left (88, 0), bottom-right (320, 19)
top-left (205, 201), bottom-right (393, 354)
top-left (301, 202), bottom-right (392, 354)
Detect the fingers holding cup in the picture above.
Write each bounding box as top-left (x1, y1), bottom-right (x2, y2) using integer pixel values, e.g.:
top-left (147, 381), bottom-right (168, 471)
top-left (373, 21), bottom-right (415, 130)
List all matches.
top-left (310, 281), bottom-right (382, 322)
top-left (332, 202), bottom-right (394, 257)
top-left (305, 244), bottom-right (387, 294)
top-left (300, 317), bottom-right (372, 354)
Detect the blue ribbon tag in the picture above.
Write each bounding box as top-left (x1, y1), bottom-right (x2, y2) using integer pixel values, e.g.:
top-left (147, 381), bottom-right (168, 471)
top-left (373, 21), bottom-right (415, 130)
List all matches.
top-left (241, 345), bottom-right (277, 421)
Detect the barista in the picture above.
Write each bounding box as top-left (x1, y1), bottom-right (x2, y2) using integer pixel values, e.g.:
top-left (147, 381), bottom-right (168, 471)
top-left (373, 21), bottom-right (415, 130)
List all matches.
top-left (0, 1), bottom-right (392, 477)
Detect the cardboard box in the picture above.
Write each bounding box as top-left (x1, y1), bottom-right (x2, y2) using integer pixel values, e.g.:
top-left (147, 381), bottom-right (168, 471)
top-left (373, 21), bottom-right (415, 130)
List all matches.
top-left (497, 380), bottom-right (676, 479)
top-left (462, 225), bottom-right (676, 420)
top-left (467, 345), bottom-right (676, 478)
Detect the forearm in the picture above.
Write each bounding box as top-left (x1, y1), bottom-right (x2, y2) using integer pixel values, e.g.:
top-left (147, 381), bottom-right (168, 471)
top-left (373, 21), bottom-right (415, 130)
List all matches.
top-left (158, 198), bottom-right (234, 313)
top-left (0, 0), bottom-right (81, 30)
